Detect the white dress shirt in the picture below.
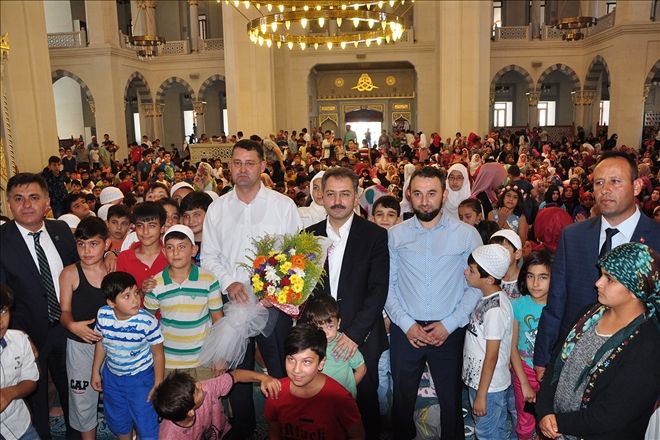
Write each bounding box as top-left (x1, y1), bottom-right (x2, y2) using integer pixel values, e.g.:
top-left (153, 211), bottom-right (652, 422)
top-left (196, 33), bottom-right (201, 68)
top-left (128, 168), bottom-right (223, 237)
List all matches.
top-left (15, 220), bottom-right (64, 300)
top-left (598, 207), bottom-right (641, 252)
top-left (201, 184), bottom-right (302, 297)
top-left (0, 330), bottom-right (40, 440)
top-left (298, 202), bottom-right (327, 229)
top-left (326, 214), bottom-right (354, 300)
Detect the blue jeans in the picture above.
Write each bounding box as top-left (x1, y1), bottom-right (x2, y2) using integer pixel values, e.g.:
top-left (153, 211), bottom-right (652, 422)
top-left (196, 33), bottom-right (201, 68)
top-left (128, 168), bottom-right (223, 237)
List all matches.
top-left (468, 386), bottom-right (515, 440)
top-left (377, 347), bottom-right (392, 415)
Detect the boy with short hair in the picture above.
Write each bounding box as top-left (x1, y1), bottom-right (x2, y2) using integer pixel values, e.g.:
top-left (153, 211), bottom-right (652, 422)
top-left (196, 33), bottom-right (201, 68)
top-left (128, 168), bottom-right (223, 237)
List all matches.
top-left (264, 324), bottom-right (365, 440)
top-left (91, 272), bottom-right (164, 440)
top-left (305, 296), bottom-right (366, 398)
top-left (116, 202), bottom-right (168, 291)
top-left (463, 244), bottom-right (515, 440)
top-left (152, 369), bottom-right (281, 439)
top-left (0, 284), bottom-right (40, 440)
top-left (489, 229), bottom-right (523, 299)
top-left (180, 191), bottom-right (213, 266)
top-left (106, 204), bottom-right (131, 254)
top-left (65, 192), bottom-right (93, 220)
top-left (59, 217), bottom-right (110, 440)
top-left (144, 225), bottom-right (223, 379)
top-left (371, 195), bottom-right (401, 230)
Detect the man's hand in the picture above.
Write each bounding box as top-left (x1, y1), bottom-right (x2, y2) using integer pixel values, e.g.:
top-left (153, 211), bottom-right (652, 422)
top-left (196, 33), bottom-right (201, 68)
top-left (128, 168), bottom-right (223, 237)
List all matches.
top-left (534, 365), bottom-right (546, 382)
top-left (406, 323), bottom-right (434, 348)
top-left (383, 316), bottom-right (391, 334)
top-left (70, 319), bottom-right (101, 344)
top-left (423, 322), bottom-right (449, 346)
top-left (472, 393), bottom-right (487, 417)
top-left (539, 414), bottom-right (561, 439)
top-left (226, 282), bottom-right (249, 303)
top-left (0, 387), bottom-right (14, 412)
top-left (332, 333), bottom-right (358, 361)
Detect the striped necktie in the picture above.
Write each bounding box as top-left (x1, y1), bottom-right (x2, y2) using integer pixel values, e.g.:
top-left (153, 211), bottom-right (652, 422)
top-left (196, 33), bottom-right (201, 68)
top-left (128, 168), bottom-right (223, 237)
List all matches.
top-left (29, 231), bottom-right (61, 322)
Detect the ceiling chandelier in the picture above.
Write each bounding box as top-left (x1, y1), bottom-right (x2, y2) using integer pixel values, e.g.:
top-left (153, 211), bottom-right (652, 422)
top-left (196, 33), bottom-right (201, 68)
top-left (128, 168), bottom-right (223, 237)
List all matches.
top-left (128, 1), bottom-right (165, 60)
top-left (226, 1), bottom-right (411, 50)
top-left (553, 2), bottom-right (596, 42)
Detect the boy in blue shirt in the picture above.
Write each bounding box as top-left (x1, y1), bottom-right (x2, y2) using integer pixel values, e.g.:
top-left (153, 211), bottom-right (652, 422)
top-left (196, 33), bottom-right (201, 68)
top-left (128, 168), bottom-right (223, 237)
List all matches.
top-left (91, 272), bottom-right (164, 440)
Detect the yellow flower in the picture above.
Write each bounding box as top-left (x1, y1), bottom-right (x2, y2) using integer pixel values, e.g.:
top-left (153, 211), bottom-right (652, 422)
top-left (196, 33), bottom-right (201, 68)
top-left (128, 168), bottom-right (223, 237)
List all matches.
top-left (290, 274), bottom-right (304, 293)
top-left (275, 253), bottom-right (287, 263)
top-left (268, 250), bottom-right (277, 256)
top-left (277, 291), bottom-right (288, 304)
top-left (279, 261), bottom-right (292, 273)
top-left (253, 279), bottom-right (264, 292)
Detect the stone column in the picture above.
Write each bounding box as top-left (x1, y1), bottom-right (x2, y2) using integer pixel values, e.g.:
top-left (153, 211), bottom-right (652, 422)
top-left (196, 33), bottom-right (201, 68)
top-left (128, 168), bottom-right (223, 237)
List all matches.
top-left (189, 0), bottom-right (200, 52)
top-left (153, 103), bottom-right (164, 140)
top-left (527, 91), bottom-right (540, 128)
top-left (489, 92), bottom-right (496, 129)
top-left (141, 103), bottom-right (155, 139)
top-left (193, 100), bottom-right (206, 135)
top-left (530, 0), bottom-right (541, 39)
top-left (85, 0), bottom-right (121, 47)
top-left (572, 91), bottom-right (594, 130)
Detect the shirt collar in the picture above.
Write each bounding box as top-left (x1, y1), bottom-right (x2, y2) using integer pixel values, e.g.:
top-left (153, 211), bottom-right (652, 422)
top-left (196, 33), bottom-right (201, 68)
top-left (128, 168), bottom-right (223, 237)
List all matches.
top-left (327, 213), bottom-right (354, 239)
top-left (229, 183), bottom-right (268, 204)
top-left (411, 212), bottom-right (447, 231)
top-left (15, 221), bottom-right (46, 238)
top-left (600, 207), bottom-right (640, 241)
top-left (163, 264), bottom-right (199, 285)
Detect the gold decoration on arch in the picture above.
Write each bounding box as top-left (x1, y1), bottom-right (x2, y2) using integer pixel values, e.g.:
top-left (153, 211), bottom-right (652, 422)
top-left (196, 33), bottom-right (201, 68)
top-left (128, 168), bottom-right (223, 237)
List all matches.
top-left (352, 73), bottom-right (379, 92)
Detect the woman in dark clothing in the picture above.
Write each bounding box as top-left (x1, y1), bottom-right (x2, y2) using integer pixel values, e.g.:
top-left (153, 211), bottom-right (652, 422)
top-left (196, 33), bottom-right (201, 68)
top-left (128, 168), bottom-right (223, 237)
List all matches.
top-left (536, 243), bottom-right (660, 440)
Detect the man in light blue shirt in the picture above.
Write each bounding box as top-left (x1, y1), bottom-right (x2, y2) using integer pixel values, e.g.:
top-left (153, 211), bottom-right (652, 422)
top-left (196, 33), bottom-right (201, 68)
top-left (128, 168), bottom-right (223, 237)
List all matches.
top-left (385, 166), bottom-right (482, 440)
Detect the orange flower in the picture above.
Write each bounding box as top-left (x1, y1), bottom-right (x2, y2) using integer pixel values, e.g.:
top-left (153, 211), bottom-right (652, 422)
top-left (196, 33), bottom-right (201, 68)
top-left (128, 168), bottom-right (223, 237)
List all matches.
top-left (253, 255), bottom-right (267, 269)
top-left (291, 254), bottom-right (306, 269)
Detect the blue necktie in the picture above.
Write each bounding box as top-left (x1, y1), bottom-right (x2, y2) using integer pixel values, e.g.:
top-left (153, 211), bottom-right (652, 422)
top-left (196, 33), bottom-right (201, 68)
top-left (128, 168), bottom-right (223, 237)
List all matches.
top-left (599, 228), bottom-right (619, 259)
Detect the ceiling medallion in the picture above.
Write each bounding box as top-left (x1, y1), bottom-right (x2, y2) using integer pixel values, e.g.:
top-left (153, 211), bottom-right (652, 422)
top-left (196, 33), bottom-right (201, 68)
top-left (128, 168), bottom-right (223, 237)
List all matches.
top-left (352, 73), bottom-right (378, 91)
top-left (385, 75), bottom-right (396, 86)
top-left (334, 77), bottom-right (345, 87)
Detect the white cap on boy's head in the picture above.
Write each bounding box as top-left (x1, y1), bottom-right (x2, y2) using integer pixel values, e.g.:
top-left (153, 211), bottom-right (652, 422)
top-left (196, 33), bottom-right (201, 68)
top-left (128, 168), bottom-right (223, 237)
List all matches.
top-left (58, 213), bottom-right (81, 229)
top-left (205, 190), bottom-right (219, 201)
top-left (170, 181), bottom-right (194, 197)
top-left (490, 229), bottom-right (522, 251)
top-left (163, 224), bottom-right (195, 245)
top-left (99, 186), bottom-right (124, 205)
top-left (471, 244), bottom-right (511, 280)
top-left (97, 204), bottom-right (111, 221)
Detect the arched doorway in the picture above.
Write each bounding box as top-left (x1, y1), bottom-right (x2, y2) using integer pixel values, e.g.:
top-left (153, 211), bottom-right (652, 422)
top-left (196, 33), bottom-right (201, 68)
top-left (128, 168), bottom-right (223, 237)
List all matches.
top-left (198, 74), bottom-right (227, 138)
top-left (51, 70), bottom-right (96, 143)
top-left (584, 55), bottom-right (611, 135)
top-left (643, 59), bottom-right (660, 135)
top-left (345, 108), bottom-right (383, 147)
top-left (124, 71), bottom-right (152, 145)
top-left (156, 77), bottom-right (196, 150)
top-left (490, 65), bottom-right (534, 129)
top-left (536, 64), bottom-right (581, 127)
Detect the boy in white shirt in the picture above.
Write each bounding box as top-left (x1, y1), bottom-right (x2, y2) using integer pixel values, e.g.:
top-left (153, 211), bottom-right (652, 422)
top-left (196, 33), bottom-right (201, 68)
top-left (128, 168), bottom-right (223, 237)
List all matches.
top-left (0, 285), bottom-right (40, 440)
top-left (462, 244), bottom-right (515, 440)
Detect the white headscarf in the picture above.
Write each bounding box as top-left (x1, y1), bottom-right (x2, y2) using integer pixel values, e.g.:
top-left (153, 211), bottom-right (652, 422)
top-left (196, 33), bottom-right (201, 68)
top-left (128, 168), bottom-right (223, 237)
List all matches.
top-left (400, 163), bottom-right (417, 214)
top-left (298, 171), bottom-right (327, 228)
top-left (442, 163), bottom-right (471, 220)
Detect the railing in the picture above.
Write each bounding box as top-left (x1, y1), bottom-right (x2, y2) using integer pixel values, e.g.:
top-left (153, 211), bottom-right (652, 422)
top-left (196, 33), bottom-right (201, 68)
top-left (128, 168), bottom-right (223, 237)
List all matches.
top-left (200, 38), bottom-right (224, 51)
top-left (586, 10), bottom-right (616, 37)
top-left (47, 31), bottom-right (87, 48)
top-left (160, 39), bottom-right (189, 55)
top-left (494, 25), bottom-right (530, 41)
top-left (397, 27), bottom-right (414, 44)
top-left (541, 25), bottom-right (565, 40)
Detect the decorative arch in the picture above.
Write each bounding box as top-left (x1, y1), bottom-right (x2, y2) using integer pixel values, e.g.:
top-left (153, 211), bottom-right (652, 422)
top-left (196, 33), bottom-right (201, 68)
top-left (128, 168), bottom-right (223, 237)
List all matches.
top-left (51, 69), bottom-right (95, 110)
top-left (124, 71), bottom-right (153, 104)
top-left (155, 77), bottom-right (196, 105)
top-left (536, 64), bottom-right (581, 91)
top-left (490, 65), bottom-right (534, 92)
top-left (197, 74), bottom-right (226, 101)
top-left (584, 55), bottom-right (611, 91)
top-left (644, 58), bottom-right (660, 84)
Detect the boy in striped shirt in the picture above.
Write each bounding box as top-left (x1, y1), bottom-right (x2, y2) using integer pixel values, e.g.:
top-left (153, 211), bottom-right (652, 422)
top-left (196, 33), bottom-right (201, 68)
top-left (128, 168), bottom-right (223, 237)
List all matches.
top-left (144, 224), bottom-right (223, 380)
top-left (91, 272), bottom-right (164, 440)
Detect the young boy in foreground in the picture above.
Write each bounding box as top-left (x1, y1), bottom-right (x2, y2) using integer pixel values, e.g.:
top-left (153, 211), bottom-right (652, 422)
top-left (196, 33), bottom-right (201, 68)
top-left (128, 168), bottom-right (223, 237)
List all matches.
top-left (264, 324), bottom-right (365, 440)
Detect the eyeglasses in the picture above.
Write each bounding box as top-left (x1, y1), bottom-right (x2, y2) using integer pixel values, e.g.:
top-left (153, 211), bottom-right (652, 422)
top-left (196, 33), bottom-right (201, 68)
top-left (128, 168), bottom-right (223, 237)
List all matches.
top-left (231, 160), bottom-right (260, 169)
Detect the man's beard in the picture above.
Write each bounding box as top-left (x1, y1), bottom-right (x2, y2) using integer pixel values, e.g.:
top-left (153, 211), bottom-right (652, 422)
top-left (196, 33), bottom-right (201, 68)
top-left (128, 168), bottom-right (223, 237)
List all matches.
top-left (413, 206), bottom-right (441, 222)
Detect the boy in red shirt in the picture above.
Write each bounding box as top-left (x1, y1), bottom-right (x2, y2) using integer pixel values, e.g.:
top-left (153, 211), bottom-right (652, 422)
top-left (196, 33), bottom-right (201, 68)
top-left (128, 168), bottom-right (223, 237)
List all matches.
top-left (264, 324), bottom-right (365, 440)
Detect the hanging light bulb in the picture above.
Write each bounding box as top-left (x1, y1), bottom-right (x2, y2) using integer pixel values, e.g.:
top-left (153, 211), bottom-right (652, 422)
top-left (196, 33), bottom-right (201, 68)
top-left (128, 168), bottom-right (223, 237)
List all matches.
top-left (276, 40), bottom-right (282, 48)
top-left (389, 21), bottom-right (397, 32)
top-left (316, 5), bottom-right (321, 10)
top-left (278, 4), bottom-right (284, 12)
top-left (385, 35), bottom-right (390, 43)
top-left (266, 38), bottom-right (272, 47)
top-left (354, 40), bottom-right (359, 47)
top-left (389, 0), bottom-right (395, 6)
top-left (287, 41), bottom-right (294, 50)
top-left (354, 4), bottom-right (359, 10)
top-left (381, 20), bottom-right (387, 30)
top-left (318, 17), bottom-right (325, 27)
top-left (271, 21), bottom-right (278, 32)
top-left (303, 5), bottom-right (309, 11)
top-left (378, 1), bottom-right (384, 8)
top-left (327, 41), bottom-right (333, 50)
top-left (258, 36), bottom-right (264, 46)
top-left (314, 42), bottom-right (319, 50)
top-left (353, 17), bottom-right (360, 28)
top-left (341, 4), bottom-right (347, 10)
top-left (300, 42), bottom-right (306, 50)
top-left (285, 20), bottom-right (291, 30)
top-left (267, 3), bottom-right (272, 11)
top-left (301, 18), bottom-right (308, 28)
top-left (368, 19), bottom-right (375, 28)
top-left (243, 1), bottom-right (250, 8)
top-left (233, 0), bottom-right (239, 7)
top-left (337, 17), bottom-right (343, 27)
top-left (255, 3), bottom-right (261, 8)
top-left (340, 41), bottom-right (347, 49)
top-left (365, 39), bottom-right (372, 46)
top-left (376, 37), bottom-right (382, 45)
top-left (366, 3), bottom-right (371, 9)
top-left (260, 23), bottom-right (268, 34)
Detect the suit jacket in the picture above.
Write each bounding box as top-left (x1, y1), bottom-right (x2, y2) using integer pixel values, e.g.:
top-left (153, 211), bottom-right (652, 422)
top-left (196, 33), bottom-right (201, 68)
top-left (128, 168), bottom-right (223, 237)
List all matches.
top-left (0, 219), bottom-right (78, 348)
top-left (307, 215), bottom-right (390, 362)
top-left (534, 213), bottom-right (660, 367)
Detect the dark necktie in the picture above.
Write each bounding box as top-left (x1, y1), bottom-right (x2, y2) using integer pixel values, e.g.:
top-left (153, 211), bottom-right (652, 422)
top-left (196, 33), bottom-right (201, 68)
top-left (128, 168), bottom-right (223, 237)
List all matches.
top-left (599, 227), bottom-right (619, 259)
top-left (29, 231), bottom-right (61, 322)
top-left (0, 337), bottom-right (6, 349)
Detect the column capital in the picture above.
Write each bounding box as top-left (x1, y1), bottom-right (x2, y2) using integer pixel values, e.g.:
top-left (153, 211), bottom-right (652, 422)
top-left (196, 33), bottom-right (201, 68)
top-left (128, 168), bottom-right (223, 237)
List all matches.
top-left (193, 100), bottom-right (206, 115)
top-left (188, 0), bottom-right (199, 5)
top-left (489, 92), bottom-right (495, 106)
top-left (643, 84), bottom-right (652, 102)
top-left (527, 91), bottom-right (540, 106)
top-left (572, 90), bottom-right (596, 106)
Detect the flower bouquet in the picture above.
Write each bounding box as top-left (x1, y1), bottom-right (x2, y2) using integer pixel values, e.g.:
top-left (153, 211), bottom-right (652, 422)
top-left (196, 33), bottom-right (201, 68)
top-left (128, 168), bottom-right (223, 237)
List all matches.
top-left (199, 231), bottom-right (330, 371)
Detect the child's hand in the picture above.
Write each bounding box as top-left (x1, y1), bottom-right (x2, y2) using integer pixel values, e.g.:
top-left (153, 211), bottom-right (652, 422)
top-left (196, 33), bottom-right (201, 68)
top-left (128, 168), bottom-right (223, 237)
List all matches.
top-left (0, 387), bottom-right (14, 412)
top-left (91, 373), bottom-right (103, 393)
top-left (521, 382), bottom-right (536, 403)
top-left (146, 386), bottom-right (156, 402)
top-left (472, 394), bottom-right (487, 417)
top-left (260, 376), bottom-right (282, 399)
top-left (142, 277), bottom-right (157, 293)
top-left (70, 320), bottom-right (102, 344)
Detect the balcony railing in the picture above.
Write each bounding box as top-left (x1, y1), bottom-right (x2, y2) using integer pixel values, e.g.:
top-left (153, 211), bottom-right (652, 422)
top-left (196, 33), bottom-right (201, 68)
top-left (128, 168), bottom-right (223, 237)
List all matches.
top-left (160, 39), bottom-right (190, 55)
top-left (586, 10), bottom-right (616, 37)
top-left (47, 31), bottom-right (87, 48)
top-left (200, 38), bottom-right (224, 51)
top-left (494, 25), bottom-right (530, 41)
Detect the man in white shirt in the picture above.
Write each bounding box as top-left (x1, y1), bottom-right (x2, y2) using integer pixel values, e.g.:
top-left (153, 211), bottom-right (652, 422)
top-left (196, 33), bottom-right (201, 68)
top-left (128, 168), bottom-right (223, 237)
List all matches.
top-left (201, 139), bottom-right (302, 438)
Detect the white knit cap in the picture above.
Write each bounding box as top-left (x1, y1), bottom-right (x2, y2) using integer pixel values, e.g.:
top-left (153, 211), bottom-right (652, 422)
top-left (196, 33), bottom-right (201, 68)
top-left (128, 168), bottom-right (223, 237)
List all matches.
top-left (205, 190), bottom-right (219, 201)
top-left (471, 244), bottom-right (511, 280)
top-left (164, 224), bottom-right (195, 245)
top-left (170, 181), bottom-right (194, 197)
top-left (99, 186), bottom-right (124, 205)
top-left (490, 229), bottom-right (522, 250)
top-left (97, 204), bottom-right (111, 221)
top-left (58, 213), bottom-right (81, 229)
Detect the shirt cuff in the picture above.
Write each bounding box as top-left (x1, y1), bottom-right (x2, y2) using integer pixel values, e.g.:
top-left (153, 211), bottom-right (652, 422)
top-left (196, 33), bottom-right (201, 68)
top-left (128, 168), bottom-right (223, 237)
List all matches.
top-left (399, 316), bottom-right (417, 335)
top-left (441, 316), bottom-right (459, 335)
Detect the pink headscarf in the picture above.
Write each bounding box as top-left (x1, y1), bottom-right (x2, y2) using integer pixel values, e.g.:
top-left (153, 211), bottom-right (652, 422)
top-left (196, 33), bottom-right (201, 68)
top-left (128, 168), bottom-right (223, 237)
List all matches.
top-left (470, 162), bottom-right (507, 203)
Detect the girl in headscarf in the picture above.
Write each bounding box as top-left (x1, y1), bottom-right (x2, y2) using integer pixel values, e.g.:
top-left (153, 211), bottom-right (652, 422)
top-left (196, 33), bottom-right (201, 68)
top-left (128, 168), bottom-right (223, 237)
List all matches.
top-left (442, 163), bottom-right (471, 221)
top-left (470, 162), bottom-right (507, 218)
top-left (517, 153), bottom-right (529, 175)
top-left (400, 163), bottom-right (416, 215)
top-left (417, 132), bottom-right (429, 162)
top-left (469, 153), bottom-right (483, 178)
top-left (537, 243), bottom-right (660, 440)
top-left (297, 171), bottom-right (327, 228)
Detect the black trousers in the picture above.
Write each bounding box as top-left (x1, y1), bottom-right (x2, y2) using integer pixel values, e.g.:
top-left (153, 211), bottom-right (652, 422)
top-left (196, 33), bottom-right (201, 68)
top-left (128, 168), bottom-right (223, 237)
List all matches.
top-left (227, 312), bottom-right (292, 437)
top-left (356, 349), bottom-right (381, 439)
top-left (28, 323), bottom-right (79, 440)
top-left (390, 324), bottom-right (466, 440)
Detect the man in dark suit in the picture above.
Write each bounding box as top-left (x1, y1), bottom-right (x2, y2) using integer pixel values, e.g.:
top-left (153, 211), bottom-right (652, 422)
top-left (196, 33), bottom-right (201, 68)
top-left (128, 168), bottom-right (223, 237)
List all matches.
top-left (307, 167), bottom-right (389, 438)
top-left (0, 173), bottom-right (79, 440)
top-left (534, 151), bottom-right (660, 379)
